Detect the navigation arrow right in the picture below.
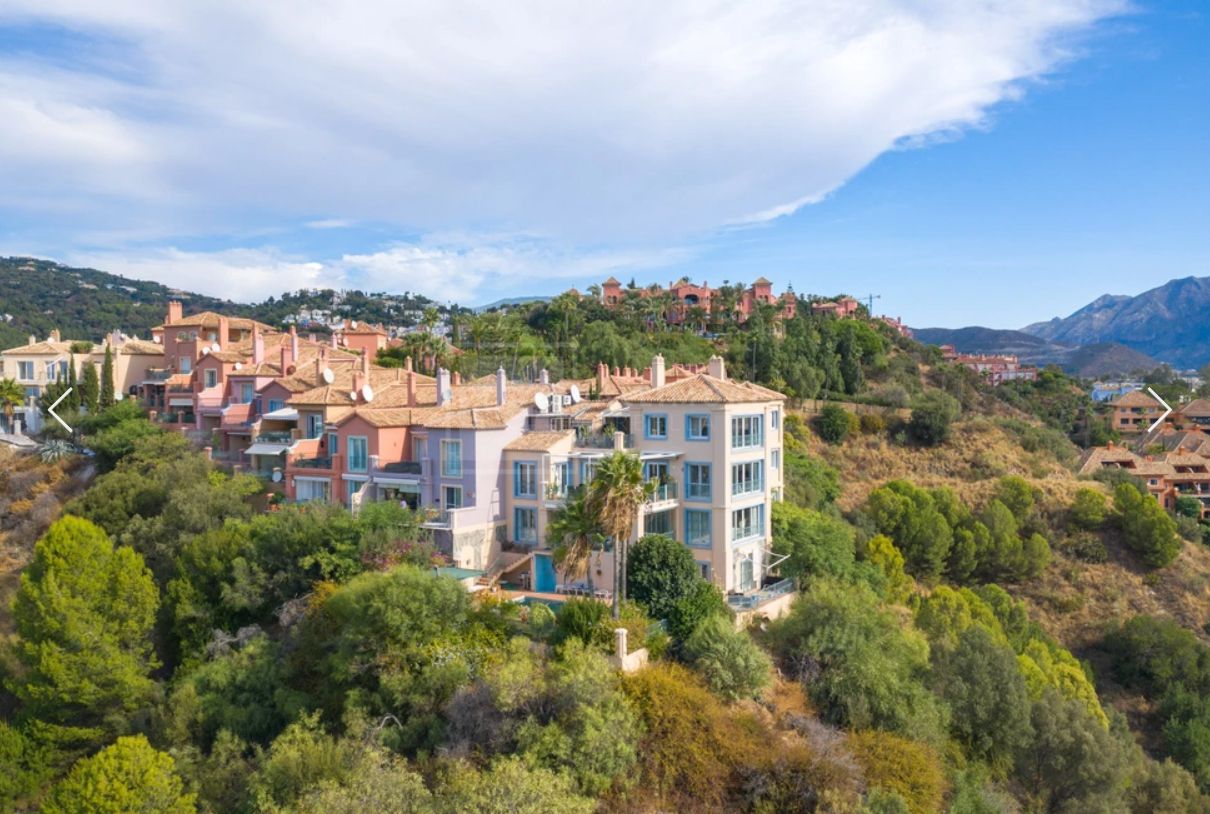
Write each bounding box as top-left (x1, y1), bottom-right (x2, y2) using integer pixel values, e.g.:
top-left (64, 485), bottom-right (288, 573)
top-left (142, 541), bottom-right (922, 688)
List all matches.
top-left (1148, 387), bottom-right (1173, 433)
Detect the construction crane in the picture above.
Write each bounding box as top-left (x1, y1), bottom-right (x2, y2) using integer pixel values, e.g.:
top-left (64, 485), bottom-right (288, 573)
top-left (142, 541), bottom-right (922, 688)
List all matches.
top-left (861, 293), bottom-right (881, 314)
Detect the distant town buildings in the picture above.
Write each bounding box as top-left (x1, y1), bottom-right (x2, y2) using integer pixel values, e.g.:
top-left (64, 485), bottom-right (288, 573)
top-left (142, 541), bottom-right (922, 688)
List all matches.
top-left (599, 276), bottom-right (798, 325)
top-left (939, 345), bottom-right (1038, 386)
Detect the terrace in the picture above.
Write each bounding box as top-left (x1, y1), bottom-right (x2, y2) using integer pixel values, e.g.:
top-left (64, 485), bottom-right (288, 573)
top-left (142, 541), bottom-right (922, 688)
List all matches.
top-left (726, 577), bottom-right (796, 611)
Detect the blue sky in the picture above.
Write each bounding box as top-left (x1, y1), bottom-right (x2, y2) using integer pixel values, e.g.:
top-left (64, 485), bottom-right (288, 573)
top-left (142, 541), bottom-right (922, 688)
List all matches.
top-left (0, 1), bottom-right (1204, 328)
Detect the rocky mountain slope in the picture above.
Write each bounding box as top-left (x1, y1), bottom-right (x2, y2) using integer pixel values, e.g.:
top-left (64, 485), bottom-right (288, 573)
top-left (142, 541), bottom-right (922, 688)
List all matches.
top-left (1023, 275), bottom-right (1210, 368)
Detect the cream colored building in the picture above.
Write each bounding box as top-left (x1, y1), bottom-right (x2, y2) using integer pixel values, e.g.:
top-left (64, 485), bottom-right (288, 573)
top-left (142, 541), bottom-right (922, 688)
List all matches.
top-left (0, 331), bottom-right (88, 433)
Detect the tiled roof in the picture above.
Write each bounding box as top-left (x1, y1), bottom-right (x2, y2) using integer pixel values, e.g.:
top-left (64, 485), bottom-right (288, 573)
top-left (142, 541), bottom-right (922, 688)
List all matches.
top-left (157, 312), bottom-right (272, 331)
top-left (622, 373), bottom-right (785, 404)
top-left (339, 407), bottom-right (436, 428)
top-left (117, 339), bottom-right (164, 355)
top-left (1181, 399), bottom-right (1210, 418)
top-left (1112, 390), bottom-right (1162, 408)
top-left (2, 340), bottom-right (89, 355)
top-left (505, 431), bottom-right (575, 452)
top-left (1077, 446), bottom-right (1140, 474)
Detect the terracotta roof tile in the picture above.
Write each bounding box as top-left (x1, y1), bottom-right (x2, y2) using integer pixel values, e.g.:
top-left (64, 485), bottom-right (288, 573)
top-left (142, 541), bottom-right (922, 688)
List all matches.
top-left (622, 373), bottom-right (785, 404)
top-left (505, 431), bottom-right (575, 452)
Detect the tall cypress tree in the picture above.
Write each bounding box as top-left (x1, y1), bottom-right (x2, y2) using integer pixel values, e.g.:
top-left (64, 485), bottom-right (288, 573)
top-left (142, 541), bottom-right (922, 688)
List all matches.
top-left (100, 346), bottom-right (115, 408)
top-left (66, 355), bottom-right (80, 412)
top-left (80, 363), bottom-right (100, 414)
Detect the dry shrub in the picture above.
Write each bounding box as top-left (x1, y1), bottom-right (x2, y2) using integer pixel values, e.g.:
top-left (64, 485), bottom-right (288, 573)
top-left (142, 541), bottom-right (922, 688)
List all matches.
top-left (848, 729), bottom-right (946, 814)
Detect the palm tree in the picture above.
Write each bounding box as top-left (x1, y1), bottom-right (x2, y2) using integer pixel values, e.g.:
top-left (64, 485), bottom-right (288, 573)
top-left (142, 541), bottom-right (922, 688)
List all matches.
top-left (0, 377), bottom-right (24, 433)
top-left (587, 451), bottom-right (656, 618)
top-left (547, 487), bottom-right (604, 594)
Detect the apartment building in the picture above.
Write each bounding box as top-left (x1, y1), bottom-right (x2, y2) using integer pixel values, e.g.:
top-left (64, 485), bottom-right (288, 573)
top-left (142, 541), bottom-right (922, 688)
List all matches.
top-left (1110, 389), bottom-right (1167, 433)
top-left (939, 346), bottom-right (1038, 386)
top-left (0, 331), bottom-right (81, 433)
top-left (599, 276), bottom-right (798, 325)
top-left (1079, 433), bottom-right (1210, 518)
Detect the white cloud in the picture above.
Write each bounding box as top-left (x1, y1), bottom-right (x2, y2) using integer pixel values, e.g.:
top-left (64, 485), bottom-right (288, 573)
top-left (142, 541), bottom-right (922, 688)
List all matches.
top-left (1, 1), bottom-right (1124, 297)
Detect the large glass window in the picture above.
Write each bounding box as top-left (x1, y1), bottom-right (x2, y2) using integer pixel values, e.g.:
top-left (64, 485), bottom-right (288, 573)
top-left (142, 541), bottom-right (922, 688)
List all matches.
top-left (306, 414), bottom-right (323, 439)
top-left (644, 413), bottom-right (668, 440)
top-left (441, 439), bottom-right (462, 477)
top-left (645, 509), bottom-right (672, 536)
top-left (295, 478), bottom-right (330, 503)
top-left (686, 463), bottom-right (711, 501)
top-left (686, 414), bottom-right (710, 440)
top-left (685, 509), bottom-right (711, 548)
top-left (514, 461), bottom-right (538, 497)
top-left (731, 415), bottom-right (763, 449)
top-left (240, 383), bottom-right (254, 403)
top-left (771, 449), bottom-right (781, 470)
top-left (328, 432), bottom-right (339, 455)
top-left (347, 436), bottom-right (368, 472)
top-left (731, 461), bottom-right (764, 496)
top-left (515, 507), bottom-right (538, 544)
top-left (17, 361), bottom-right (33, 380)
top-left (268, 399), bottom-right (285, 413)
top-left (731, 504), bottom-right (764, 541)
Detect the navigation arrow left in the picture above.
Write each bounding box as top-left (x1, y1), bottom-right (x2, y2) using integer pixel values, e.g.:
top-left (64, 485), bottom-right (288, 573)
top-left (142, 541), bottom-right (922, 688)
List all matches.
top-left (48, 387), bottom-right (73, 433)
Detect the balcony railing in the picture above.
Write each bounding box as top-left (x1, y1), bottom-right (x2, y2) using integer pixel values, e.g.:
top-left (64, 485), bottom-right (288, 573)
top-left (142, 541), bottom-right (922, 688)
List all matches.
top-left (421, 508), bottom-right (451, 527)
top-left (379, 460), bottom-right (423, 475)
top-left (158, 411), bottom-right (195, 424)
top-left (292, 456), bottom-right (333, 469)
top-left (647, 480), bottom-right (678, 503)
top-left (575, 431), bottom-right (633, 449)
top-left (727, 577), bottom-right (796, 611)
top-left (731, 523), bottom-right (763, 542)
top-left (144, 369), bottom-right (173, 382)
top-left (255, 431), bottom-right (294, 444)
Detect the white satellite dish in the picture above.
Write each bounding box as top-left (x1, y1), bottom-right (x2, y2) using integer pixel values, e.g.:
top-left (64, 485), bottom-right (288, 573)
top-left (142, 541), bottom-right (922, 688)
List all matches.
top-left (569, 384), bottom-right (581, 403)
top-left (348, 391), bottom-right (358, 401)
top-left (362, 384), bottom-right (374, 403)
top-left (211, 342), bottom-right (221, 353)
top-left (321, 367), bottom-right (335, 384)
top-left (234, 362), bottom-right (242, 370)
top-left (533, 392), bottom-right (550, 413)
top-left (201, 347), bottom-right (210, 355)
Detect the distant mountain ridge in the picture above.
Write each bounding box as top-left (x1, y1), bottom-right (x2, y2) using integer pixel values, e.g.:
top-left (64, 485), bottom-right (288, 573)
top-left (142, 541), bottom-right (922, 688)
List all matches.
top-left (911, 326), bottom-right (1161, 378)
top-left (1022, 275), bottom-right (1210, 369)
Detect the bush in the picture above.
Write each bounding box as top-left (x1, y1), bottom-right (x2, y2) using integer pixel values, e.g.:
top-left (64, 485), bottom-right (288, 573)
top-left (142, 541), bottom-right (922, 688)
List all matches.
top-left (1068, 488), bottom-right (1108, 530)
top-left (859, 412), bottom-right (886, 435)
top-left (816, 405), bottom-right (852, 444)
top-left (665, 580), bottom-right (730, 642)
top-left (1177, 496), bottom-right (1203, 520)
top-left (1115, 482), bottom-right (1181, 568)
top-left (907, 391), bottom-right (960, 446)
top-left (554, 597), bottom-right (611, 649)
top-left (771, 501), bottom-right (855, 581)
top-left (848, 730), bottom-right (947, 814)
top-left (42, 735), bottom-right (195, 814)
top-left (681, 615), bottom-right (772, 701)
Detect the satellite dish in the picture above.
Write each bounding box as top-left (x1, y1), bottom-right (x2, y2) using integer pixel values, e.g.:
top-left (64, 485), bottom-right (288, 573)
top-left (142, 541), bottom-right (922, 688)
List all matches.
top-left (201, 347), bottom-right (210, 355)
top-left (321, 367), bottom-right (335, 384)
top-left (362, 384), bottom-right (374, 403)
top-left (271, 470), bottom-right (283, 483)
top-left (569, 384), bottom-right (581, 403)
top-left (211, 342), bottom-right (221, 353)
top-left (234, 362), bottom-right (242, 370)
top-left (348, 391), bottom-right (358, 401)
top-left (533, 392), bottom-right (550, 413)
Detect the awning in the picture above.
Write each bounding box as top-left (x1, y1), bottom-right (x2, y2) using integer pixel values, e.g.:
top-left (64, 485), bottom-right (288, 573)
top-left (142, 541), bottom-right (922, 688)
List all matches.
top-left (167, 397), bottom-right (193, 407)
top-left (263, 407), bottom-right (299, 421)
top-left (244, 443), bottom-right (289, 456)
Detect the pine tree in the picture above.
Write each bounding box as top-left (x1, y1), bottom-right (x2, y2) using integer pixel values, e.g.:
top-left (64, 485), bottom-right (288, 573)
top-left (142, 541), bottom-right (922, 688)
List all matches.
top-left (100, 346), bottom-right (115, 408)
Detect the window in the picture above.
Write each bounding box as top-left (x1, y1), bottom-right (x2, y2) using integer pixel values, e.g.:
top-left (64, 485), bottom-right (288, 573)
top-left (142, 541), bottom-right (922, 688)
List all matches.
top-left (731, 461), bottom-right (764, 496)
top-left (738, 555), bottom-right (756, 592)
top-left (771, 409), bottom-right (780, 430)
top-left (268, 399), bottom-right (285, 413)
top-left (515, 507), bottom-right (538, 544)
top-left (514, 461), bottom-right (538, 497)
top-left (240, 383), bottom-right (254, 403)
top-left (645, 509), bottom-right (672, 536)
top-left (771, 449), bottom-right (781, 470)
top-left (204, 369), bottom-right (218, 388)
top-left (443, 484), bottom-right (463, 509)
top-left (295, 478), bottom-right (330, 503)
top-left (685, 509), bottom-right (711, 548)
top-left (697, 561), bottom-right (711, 580)
top-left (441, 439), bottom-right (462, 477)
top-left (731, 415), bottom-right (763, 449)
top-left (644, 413), bottom-right (668, 439)
top-left (412, 437), bottom-right (426, 462)
top-left (731, 504), bottom-right (764, 541)
top-left (685, 463), bottom-right (712, 501)
top-left (44, 361), bottom-right (57, 380)
top-left (686, 414), bottom-right (710, 440)
top-left (306, 414), bottom-right (323, 439)
top-left (328, 432), bottom-right (339, 455)
top-left (551, 461), bottom-right (570, 497)
top-left (348, 436), bottom-right (368, 472)
top-left (17, 361), bottom-right (33, 380)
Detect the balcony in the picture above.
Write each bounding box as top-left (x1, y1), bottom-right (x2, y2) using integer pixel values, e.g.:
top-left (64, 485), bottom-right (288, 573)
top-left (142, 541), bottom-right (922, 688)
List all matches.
top-left (292, 456), bottom-right (333, 469)
top-left (647, 479), bottom-right (678, 504)
top-left (731, 523), bottom-right (763, 542)
top-left (380, 460), bottom-right (423, 476)
top-left (575, 431), bottom-right (633, 449)
top-left (144, 369), bottom-right (173, 382)
top-left (255, 431), bottom-right (294, 444)
top-left (727, 577), bottom-right (796, 611)
top-left (158, 411), bottom-right (195, 425)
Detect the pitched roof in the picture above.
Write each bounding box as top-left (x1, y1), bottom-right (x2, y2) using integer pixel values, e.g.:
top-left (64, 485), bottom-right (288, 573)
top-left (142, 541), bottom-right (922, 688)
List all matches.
top-left (1181, 399), bottom-right (1210, 418)
top-left (158, 312), bottom-right (272, 332)
top-left (621, 373), bottom-right (785, 404)
top-left (1112, 390), bottom-right (1162, 408)
top-left (751, 276), bottom-right (773, 286)
top-left (2, 339), bottom-right (89, 356)
top-left (1076, 445), bottom-right (1140, 474)
top-left (505, 431), bottom-right (575, 452)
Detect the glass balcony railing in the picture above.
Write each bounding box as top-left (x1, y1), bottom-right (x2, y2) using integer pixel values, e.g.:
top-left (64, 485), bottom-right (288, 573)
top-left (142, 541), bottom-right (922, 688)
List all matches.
top-left (731, 523), bottom-right (762, 542)
top-left (254, 431), bottom-right (294, 444)
top-left (648, 480), bottom-right (678, 503)
top-left (727, 578), bottom-right (796, 610)
top-left (574, 431), bottom-right (633, 449)
top-left (291, 456), bottom-right (332, 469)
top-left (379, 460), bottom-right (423, 475)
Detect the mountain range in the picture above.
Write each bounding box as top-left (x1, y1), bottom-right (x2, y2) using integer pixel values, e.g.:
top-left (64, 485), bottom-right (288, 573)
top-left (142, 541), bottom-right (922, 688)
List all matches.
top-left (910, 326), bottom-right (1161, 378)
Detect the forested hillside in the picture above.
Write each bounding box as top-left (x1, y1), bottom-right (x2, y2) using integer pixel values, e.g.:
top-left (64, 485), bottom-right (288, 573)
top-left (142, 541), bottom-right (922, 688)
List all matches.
top-left (5, 284), bottom-right (1210, 812)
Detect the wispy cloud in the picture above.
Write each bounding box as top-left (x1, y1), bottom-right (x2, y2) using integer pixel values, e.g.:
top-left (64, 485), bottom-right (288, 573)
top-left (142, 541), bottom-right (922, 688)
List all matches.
top-left (0, 0), bottom-right (1125, 299)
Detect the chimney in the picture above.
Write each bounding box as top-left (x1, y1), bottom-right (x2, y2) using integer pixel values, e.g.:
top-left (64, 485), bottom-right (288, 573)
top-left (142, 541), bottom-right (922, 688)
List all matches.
top-left (452, 371), bottom-right (462, 387)
top-left (27, 334), bottom-right (35, 346)
top-left (540, 368), bottom-right (550, 385)
top-left (404, 356), bottom-right (413, 372)
top-left (651, 354), bottom-right (666, 388)
top-left (279, 346), bottom-right (290, 374)
top-left (167, 300), bottom-right (183, 325)
top-left (496, 367), bottom-right (507, 406)
top-left (49, 329), bottom-right (60, 343)
top-left (437, 368), bottom-right (452, 406)
top-left (406, 370), bottom-right (416, 406)
top-left (330, 332), bottom-right (338, 349)
top-left (252, 327), bottom-right (264, 365)
top-left (216, 316), bottom-right (229, 347)
top-left (707, 355), bottom-right (726, 380)
top-left (597, 362), bottom-right (607, 392)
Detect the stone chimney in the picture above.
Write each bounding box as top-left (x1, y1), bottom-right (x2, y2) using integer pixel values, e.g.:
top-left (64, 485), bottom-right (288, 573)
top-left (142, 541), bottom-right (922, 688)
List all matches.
top-left (707, 355), bottom-right (726, 380)
top-left (289, 325), bottom-right (299, 362)
top-left (216, 316), bottom-right (229, 346)
top-left (615, 627), bottom-right (628, 660)
top-left (309, 333), bottom-right (317, 343)
top-left (27, 334), bottom-right (35, 346)
top-left (167, 300), bottom-right (183, 325)
top-left (496, 367), bottom-right (507, 406)
top-left (651, 354), bottom-right (666, 388)
top-left (406, 370), bottom-right (416, 406)
top-left (49, 329), bottom-right (61, 343)
top-left (436, 368), bottom-right (452, 406)
top-left (252, 327), bottom-right (264, 365)
top-left (540, 368), bottom-right (550, 385)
